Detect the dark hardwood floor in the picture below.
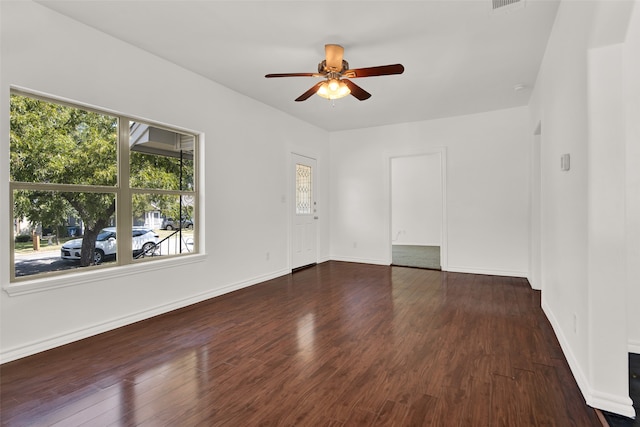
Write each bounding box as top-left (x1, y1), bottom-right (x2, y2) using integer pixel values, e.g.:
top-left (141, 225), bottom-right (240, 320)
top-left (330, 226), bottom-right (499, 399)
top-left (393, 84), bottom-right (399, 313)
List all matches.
top-left (1, 261), bottom-right (602, 426)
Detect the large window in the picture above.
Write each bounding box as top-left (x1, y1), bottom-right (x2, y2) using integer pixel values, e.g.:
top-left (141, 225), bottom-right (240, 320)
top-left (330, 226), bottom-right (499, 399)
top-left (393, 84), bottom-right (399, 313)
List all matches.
top-left (9, 90), bottom-right (199, 282)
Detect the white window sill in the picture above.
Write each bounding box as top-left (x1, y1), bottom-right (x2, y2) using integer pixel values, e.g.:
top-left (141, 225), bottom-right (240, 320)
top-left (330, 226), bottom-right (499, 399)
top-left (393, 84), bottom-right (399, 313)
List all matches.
top-left (4, 253), bottom-right (207, 296)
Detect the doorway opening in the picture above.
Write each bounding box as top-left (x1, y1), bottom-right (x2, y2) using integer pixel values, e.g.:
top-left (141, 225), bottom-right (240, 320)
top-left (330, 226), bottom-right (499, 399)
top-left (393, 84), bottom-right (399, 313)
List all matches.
top-left (390, 153), bottom-right (445, 270)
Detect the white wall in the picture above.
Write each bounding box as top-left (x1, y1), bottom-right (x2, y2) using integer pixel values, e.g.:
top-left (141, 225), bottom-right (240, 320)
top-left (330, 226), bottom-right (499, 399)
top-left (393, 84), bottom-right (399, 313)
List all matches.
top-left (329, 107), bottom-right (530, 277)
top-left (528, 0), bottom-right (636, 417)
top-left (391, 154), bottom-right (442, 246)
top-left (624, 0), bottom-right (640, 356)
top-left (0, 1), bottom-right (330, 362)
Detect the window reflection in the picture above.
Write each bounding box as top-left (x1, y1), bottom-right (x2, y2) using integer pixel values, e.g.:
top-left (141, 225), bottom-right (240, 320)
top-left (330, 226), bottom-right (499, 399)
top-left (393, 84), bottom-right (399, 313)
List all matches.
top-left (297, 312), bottom-right (316, 357)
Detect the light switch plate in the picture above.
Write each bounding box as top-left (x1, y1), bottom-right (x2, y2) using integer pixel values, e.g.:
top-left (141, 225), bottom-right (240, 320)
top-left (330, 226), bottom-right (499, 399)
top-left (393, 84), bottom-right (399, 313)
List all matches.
top-left (561, 153), bottom-right (570, 171)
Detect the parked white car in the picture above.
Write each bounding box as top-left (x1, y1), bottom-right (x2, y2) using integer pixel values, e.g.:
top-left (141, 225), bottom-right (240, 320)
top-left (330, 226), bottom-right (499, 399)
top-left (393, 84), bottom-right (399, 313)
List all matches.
top-left (61, 227), bottom-right (159, 264)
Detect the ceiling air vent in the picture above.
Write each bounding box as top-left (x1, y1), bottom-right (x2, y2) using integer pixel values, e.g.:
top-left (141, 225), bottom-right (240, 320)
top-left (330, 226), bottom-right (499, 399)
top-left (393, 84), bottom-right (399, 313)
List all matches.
top-left (492, 0), bottom-right (525, 12)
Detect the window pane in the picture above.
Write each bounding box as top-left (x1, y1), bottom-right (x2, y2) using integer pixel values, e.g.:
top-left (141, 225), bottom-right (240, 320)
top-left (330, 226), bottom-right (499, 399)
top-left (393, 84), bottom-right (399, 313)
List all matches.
top-left (8, 91), bottom-right (200, 284)
top-left (132, 193), bottom-right (195, 258)
top-left (296, 163), bottom-right (312, 214)
top-left (13, 189), bottom-right (116, 278)
top-left (10, 94), bottom-right (117, 186)
top-left (129, 122), bottom-right (195, 190)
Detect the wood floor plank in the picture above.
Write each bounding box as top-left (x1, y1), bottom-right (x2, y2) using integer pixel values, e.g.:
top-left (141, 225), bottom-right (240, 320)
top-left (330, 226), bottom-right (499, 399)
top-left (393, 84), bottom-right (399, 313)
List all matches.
top-left (403, 393), bottom-right (439, 426)
top-left (373, 399), bottom-right (410, 426)
top-left (342, 407), bottom-right (379, 426)
top-left (491, 374), bottom-right (520, 426)
top-left (460, 378), bottom-right (492, 427)
top-left (0, 261), bottom-right (601, 426)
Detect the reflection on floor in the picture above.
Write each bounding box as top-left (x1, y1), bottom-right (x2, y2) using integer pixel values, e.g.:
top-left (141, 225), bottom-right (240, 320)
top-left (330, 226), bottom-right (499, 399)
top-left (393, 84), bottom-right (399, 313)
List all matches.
top-left (392, 245), bottom-right (440, 270)
top-left (603, 353), bottom-right (639, 426)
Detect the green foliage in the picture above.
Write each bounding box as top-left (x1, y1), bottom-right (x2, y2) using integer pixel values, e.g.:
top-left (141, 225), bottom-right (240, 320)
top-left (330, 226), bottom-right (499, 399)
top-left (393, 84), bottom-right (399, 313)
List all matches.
top-left (13, 190), bottom-right (77, 233)
top-left (10, 94), bottom-right (118, 265)
top-left (130, 152), bottom-right (189, 190)
top-left (130, 148), bottom-right (195, 223)
top-left (10, 94), bottom-right (118, 186)
top-left (15, 235), bottom-right (31, 243)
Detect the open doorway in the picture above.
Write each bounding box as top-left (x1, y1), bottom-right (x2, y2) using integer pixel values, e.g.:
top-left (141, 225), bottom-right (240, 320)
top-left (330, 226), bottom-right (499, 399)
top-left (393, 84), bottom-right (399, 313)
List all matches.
top-left (391, 153), bottom-right (444, 270)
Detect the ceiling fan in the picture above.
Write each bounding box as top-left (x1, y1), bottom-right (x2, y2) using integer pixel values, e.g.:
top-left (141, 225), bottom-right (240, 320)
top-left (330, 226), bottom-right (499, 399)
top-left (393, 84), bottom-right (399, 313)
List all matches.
top-left (265, 44), bottom-right (405, 102)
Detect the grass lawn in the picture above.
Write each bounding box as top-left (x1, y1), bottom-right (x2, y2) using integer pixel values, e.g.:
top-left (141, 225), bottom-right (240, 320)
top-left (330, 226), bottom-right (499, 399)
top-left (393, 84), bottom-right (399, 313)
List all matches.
top-left (14, 238), bottom-right (72, 254)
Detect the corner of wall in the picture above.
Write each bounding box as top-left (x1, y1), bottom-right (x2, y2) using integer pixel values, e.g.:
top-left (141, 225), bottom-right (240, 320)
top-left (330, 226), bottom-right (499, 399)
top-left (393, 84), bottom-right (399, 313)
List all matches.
top-left (543, 294), bottom-right (635, 418)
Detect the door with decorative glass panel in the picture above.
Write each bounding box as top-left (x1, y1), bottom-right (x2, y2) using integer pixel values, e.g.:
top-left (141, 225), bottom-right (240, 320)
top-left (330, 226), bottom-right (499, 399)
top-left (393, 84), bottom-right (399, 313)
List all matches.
top-left (291, 154), bottom-right (317, 270)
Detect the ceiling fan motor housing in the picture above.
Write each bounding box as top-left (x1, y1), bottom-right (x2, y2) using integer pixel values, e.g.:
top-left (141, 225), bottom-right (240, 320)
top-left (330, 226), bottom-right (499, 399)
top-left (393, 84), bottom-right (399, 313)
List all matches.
top-left (318, 59), bottom-right (349, 74)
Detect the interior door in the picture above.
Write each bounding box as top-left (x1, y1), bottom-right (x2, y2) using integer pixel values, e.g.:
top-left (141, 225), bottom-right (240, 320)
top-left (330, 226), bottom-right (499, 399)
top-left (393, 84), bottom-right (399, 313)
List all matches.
top-left (291, 154), bottom-right (317, 270)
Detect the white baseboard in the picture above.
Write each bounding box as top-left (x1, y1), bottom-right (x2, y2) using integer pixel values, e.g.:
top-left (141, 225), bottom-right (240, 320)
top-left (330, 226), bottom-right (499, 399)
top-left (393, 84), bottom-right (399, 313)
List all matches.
top-left (328, 258), bottom-right (528, 278)
top-left (542, 300), bottom-right (636, 418)
top-left (526, 275), bottom-right (541, 291)
top-left (446, 265), bottom-right (528, 278)
top-left (0, 268), bottom-right (290, 364)
top-left (589, 390), bottom-right (636, 418)
top-left (542, 300), bottom-right (590, 394)
top-left (329, 255), bottom-right (389, 266)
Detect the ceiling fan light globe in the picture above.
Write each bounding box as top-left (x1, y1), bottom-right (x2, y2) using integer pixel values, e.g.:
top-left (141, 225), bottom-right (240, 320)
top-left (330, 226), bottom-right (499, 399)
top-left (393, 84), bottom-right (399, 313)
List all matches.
top-left (336, 83), bottom-right (351, 98)
top-left (317, 80), bottom-right (351, 100)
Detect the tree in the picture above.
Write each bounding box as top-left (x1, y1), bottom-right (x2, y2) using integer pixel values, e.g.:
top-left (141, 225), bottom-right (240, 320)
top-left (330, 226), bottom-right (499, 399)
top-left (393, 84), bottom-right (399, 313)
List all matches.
top-left (10, 94), bottom-right (117, 266)
top-left (130, 148), bottom-right (195, 225)
top-left (13, 189), bottom-right (77, 239)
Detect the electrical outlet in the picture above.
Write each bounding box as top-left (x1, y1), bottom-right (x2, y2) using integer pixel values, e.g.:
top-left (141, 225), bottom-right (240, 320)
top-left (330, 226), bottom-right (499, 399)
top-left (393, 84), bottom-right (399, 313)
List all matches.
top-left (573, 313), bottom-right (577, 333)
top-left (266, 252), bottom-right (270, 261)
top-left (353, 241), bottom-right (357, 249)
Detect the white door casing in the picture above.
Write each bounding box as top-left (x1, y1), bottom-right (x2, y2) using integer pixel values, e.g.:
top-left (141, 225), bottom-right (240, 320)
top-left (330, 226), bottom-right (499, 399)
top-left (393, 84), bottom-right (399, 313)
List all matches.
top-left (384, 147), bottom-right (448, 269)
top-left (530, 125), bottom-right (542, 290)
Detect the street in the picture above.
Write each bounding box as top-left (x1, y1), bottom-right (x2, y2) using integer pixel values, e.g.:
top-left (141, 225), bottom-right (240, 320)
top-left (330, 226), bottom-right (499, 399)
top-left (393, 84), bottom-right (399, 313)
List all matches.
top-left (13, 232), bottom-right (192, 278)
top-left (13, 251), bottom-right (97, 277)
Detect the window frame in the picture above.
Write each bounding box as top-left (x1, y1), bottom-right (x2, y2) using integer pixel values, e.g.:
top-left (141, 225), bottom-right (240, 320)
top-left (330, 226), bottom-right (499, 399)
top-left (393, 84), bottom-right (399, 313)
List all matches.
top-left (7, 88), bottom-right (201, 289)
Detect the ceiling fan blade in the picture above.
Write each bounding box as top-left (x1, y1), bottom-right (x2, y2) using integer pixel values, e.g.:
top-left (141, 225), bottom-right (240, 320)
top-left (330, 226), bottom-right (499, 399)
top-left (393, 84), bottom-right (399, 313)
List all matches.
top-left (265, 72), bottom-right (324, 78)
top-left (343, 64), bottom-right (405, 78)
top-left (295, 82), bottom-right (325, 102)
top-left (325, 44), bottom-right (344, 72)
top-left (342, 79), bottom-right (371, 101)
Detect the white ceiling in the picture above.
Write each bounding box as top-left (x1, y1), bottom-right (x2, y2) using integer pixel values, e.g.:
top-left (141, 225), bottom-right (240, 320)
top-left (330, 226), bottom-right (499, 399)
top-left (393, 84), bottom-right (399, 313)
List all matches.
top-left (36, 0), bottom-right (560, 131)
